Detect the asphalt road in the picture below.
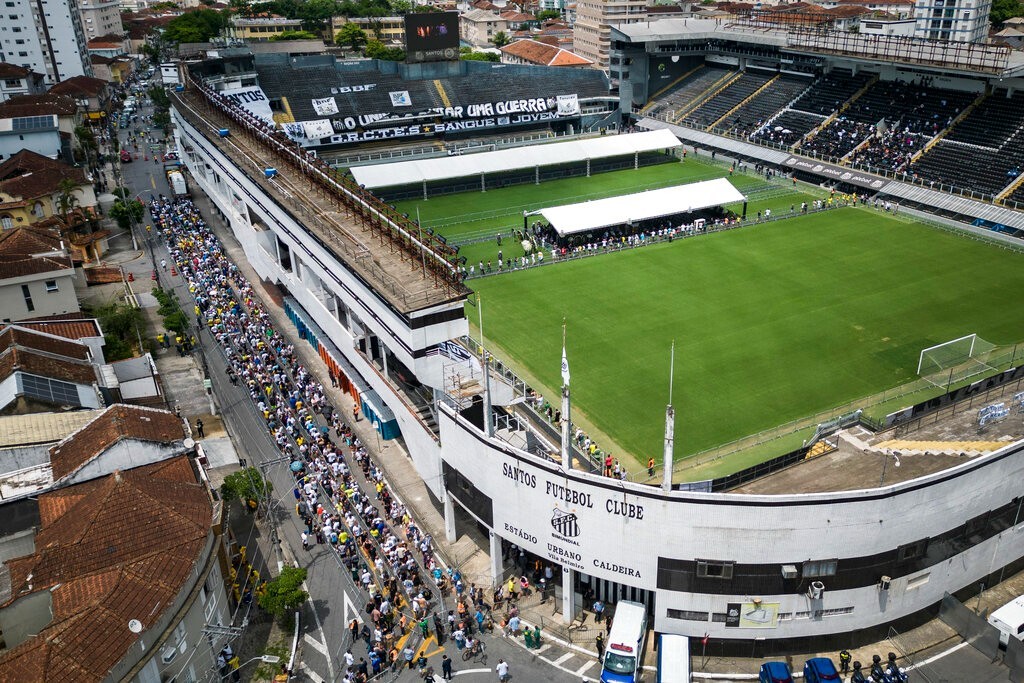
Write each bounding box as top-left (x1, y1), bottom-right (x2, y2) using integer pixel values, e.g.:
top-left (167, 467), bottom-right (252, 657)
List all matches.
top-left (115, 90), bottom-right (616, 683)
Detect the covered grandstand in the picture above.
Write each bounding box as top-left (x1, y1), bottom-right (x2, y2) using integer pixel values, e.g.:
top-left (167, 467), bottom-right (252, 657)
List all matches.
top-left (188, 53), bottom-right (617, 151)
top-left (536, 177), bottom-right (745, 235)
top-left (349, 129), bottom-right (681, 197)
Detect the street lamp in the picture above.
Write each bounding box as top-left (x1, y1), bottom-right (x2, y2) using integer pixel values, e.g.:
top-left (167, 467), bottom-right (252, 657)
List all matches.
top-left (879, 450), bottom-right (901, 486)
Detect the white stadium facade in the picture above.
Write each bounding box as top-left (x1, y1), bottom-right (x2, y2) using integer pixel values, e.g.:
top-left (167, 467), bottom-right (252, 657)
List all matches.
top-left (170, 42), bottom-right (1024, 654)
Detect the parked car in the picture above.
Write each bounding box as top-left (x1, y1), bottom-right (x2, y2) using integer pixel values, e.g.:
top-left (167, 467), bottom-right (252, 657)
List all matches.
top-left (759, 662), bottom-right (793, 683)
top-left (120, 149), bottom-right (132, 163)
top-left (804, 657), bottom-right (841, 683)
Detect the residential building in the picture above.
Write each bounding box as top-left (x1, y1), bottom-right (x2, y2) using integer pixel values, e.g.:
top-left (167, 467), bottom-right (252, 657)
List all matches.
top-left (0, 405), bottom-right (233, 683)
top-left (499, 10), bottom-right (539, 28)
top-left (0, 0), bottom-right (92, 83)
top-left (332, 16), bottom-right (406, 45)
top-left (0, 116), bottom-right (61, 162)
top-left (86, 35), bottom-right (129, 58)
top-left (0, 150), bottom-right (98, 226)
top-left (79, 0), bottom-right (123, 42)
top-left (912, 0), bottom-right (991, 41)
top-left (993, 25), bottom-right (1024, 47)
top-left (460, 8), bottom-right (510, 47)
top-left (0, 64), bottom-right (46, 104)
top-left (90, 55), bottom-right (135, 83)
top-left (227, 15), bottom-right (304, 41)
top-left (816, 0), bottom-right (913, 17)
top-left (17, 314), bottom-right (105, 361)
top-left (574, 0), bottom-right (648, 70)
top-left (0, 93), bottom-right (83, 162)
top-left (48, 75), bottom-right (110, 118)
top-left (500, 38), bottom-right (594, 66)
top-left (0, 227), bottom-right (79, 323)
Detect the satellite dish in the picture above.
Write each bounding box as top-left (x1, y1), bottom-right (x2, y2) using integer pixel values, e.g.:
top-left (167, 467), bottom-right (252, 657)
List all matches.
top-left (128, 619), bottom-right (143, 634)
top-left (183, 438), bottom-right (196, 449)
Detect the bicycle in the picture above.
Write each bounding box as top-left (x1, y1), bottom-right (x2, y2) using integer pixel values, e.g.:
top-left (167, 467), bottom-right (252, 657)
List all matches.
top-left (462, 641), bottom-right (487, 665)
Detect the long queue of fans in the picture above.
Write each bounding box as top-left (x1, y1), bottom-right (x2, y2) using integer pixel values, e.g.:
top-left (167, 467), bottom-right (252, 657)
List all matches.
top-left (150, 197), bottom-right (455, 681)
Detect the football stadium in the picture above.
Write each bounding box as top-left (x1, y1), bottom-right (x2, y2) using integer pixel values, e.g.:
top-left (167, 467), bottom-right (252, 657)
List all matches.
top-left (171, 16), bottom-right (1024, 652)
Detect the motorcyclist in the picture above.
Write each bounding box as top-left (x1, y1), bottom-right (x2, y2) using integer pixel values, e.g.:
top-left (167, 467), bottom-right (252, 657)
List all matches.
top-left (851, 661), bottom-right (868, 683)
top-left (886, 652), bottom-right (908, 683)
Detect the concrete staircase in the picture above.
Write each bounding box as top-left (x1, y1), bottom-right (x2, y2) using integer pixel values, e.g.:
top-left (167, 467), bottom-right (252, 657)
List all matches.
top-left (872, 438), bottom-right (1014, 457)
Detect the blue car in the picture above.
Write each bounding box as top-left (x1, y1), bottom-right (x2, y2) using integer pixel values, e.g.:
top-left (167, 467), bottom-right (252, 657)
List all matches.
top-left (759, 662), bottom-right (793, 683)
top-left (804, 657), bottom-right (841, 683)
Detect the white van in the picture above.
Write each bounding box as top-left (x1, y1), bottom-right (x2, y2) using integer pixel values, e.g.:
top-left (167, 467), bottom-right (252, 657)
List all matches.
top-left (601, 600), bottom-right (648, 683)
top-left (989, 594), bottom-right (1024, 649)
top-left (656, 634), bottom-right (690, 683)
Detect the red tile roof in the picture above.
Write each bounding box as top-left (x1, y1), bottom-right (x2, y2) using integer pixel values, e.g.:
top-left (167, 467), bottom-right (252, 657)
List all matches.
top-left (48, 76), bottom-right (108, 98)
top-left (50, 404), bottom-right (187, 480)
top-left (500, 39), bottom-right (593, 66)
top-left (0, 324), bottom-right (90, 359)
top-left (0, 149), bottom-right (88, 200)
top-left (0, 347), bottom-right (97, 386)
top-left (17, 316), bottom-right (102, 341)
top-left (0, 63), bottom-right (33, 79)
top-left (0, 224), bottom-right (74, 279)
top-left (0, 456), bottom-right (211, 683)
top-left (0, 93), bottom-right (78, 118)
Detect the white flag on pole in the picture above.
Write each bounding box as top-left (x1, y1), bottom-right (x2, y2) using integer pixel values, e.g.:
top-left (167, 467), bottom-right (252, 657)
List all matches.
top-left (561, 346), bottom-right (570, 386)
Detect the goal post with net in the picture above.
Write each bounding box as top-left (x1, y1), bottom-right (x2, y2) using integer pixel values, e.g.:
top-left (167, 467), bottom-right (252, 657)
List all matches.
top-left (917, 334), bottom-right (997, 389)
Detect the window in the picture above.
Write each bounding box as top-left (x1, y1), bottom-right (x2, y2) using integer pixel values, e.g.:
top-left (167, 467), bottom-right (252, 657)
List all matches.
top-left (21, 283), bottom-right (33, 311)
top-left (666, 609), bottom-right (709, 622)
top-left (897, 539), bottom-right (929, 562)
top-left (696, 560), bottom-right (734, 580)
top-left (44, 279), bottom-right (58, 292)
top-left (802, 559), bottom-right (838, 578)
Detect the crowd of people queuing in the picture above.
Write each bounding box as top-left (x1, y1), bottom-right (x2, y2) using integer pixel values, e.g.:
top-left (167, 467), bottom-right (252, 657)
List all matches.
top-left (148, 196), bottom-right (466, 682)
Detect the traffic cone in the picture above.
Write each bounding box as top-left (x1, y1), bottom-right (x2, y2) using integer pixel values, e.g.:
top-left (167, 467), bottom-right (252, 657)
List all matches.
top-left (151, 270), bottom-right (157, 280)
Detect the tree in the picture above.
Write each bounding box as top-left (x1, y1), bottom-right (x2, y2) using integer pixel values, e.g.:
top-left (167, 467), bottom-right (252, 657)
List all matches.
top-left (91, 301), bottom-right (144, 360)
top-left (270, 29), bottom-right (319, 40)
top-left (491, 31), bottom-right (511, 47)
top-left (537, 9), bottom-right (561, 20)
top-left (460, 49), bottom-right (499, 62)
top-left (55, 178), bottom-right (81, 223)
top-left (74, 125), bottom-right (97, 168)
top-left (295, 0), bottom-right (339, 30)
top-left (258, 567), bottom-right (308, 626)
top-left (991, 0), bottom-right (1024, 24)
top-left (335, 21), bottom-right (367, 50)
top-left (363, 39), bottom-right (404, 61)
top-left (140, 42), bottom-right (162, 65)
top-left (110, 195), bottom-right (145, 230)
top-left (148, 85), bottom-right (171, 110)
top-left (221, 466), bottom-right (274, 508)
top-left (163, 8), bottom-right (227, 44)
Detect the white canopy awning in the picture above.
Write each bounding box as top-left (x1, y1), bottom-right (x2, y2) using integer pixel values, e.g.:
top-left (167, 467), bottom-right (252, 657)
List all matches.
top-left (349, 129), bottom-right (681, 189)
top-left (539, 178), bottom-right (745, 235)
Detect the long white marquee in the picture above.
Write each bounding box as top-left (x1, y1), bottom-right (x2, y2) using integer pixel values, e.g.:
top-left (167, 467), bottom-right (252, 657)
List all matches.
top-left (349, 129), bottom-right (681, 189)
top-left (539, 177), bottom-right (746, 235)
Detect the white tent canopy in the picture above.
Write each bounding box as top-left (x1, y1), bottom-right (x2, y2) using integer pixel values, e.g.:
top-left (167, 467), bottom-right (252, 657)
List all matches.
top-left (349, 129), bottom-right (681, 189)
top-left (539, 178), bottom-right (745, 235)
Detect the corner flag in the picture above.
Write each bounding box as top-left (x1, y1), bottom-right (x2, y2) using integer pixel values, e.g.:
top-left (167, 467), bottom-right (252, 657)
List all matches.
top-left (561, 346), bottom-right (570, 386)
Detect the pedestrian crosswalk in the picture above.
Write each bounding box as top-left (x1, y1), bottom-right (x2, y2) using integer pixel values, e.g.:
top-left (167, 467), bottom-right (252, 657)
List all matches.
top-left (506, 630), bottom-right (602, 682)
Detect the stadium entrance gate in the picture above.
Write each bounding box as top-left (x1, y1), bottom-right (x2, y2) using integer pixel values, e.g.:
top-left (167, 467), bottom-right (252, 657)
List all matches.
top-left (577, 572), bottom-right (653, 612)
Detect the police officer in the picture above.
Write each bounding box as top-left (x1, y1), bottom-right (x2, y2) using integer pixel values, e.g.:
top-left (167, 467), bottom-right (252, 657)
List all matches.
top-left (838, 649), bottom-right (852, 673)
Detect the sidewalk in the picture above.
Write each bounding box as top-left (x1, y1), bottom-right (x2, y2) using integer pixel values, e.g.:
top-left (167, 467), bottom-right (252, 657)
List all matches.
top-left (189, 190), bottom-right (494, 589)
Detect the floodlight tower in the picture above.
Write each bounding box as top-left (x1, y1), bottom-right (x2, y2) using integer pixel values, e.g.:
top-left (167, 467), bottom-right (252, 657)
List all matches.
top-left (560, 321), bottom-right (571, 471)
top-left (663, 341), bottom-right (676, 492)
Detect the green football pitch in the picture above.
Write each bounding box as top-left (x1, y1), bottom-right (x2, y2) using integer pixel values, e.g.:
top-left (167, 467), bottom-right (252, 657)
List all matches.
top-left (468, 209), bottom-right (1024, 476)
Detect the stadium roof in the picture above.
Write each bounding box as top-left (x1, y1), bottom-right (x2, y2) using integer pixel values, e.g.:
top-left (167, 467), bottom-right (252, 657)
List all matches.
top-left (350, 130), bottom-right (681, 189)
top-left (539, 178), bottom-right (745, 235)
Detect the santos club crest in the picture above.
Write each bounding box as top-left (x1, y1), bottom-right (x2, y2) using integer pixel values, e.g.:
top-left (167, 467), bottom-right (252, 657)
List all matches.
top-left (551, 508), bottom-right (580, 538)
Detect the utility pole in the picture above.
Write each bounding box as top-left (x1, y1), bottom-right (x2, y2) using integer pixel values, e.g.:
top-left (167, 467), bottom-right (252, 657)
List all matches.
top-left (663, 341), bottom-right (676, 492)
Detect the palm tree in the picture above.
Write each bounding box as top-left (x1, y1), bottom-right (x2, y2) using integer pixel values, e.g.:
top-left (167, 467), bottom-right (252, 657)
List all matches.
top-left (55, 178), bottom-right (81, 224)
top-left (74, 125), bottom-right (97, 169)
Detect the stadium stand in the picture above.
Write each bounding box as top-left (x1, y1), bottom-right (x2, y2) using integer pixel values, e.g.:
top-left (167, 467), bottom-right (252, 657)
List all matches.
top-left (801, 78), bottom-right (973, 164)
top-left (749, 70), bottom-right (871, 146)
top-left (911, 91), bottom-right (1024, 198)
top-left (716, 74), bottom-right (812, 137)
top-left (645, 65), bottom-right (735, 119)
top-left (681, 70), bottom-right (774, 128)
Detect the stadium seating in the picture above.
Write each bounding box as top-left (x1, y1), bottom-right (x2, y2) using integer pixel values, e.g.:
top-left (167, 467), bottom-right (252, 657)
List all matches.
top-left (751, 110), bottom-right (826, 146)
top-left (787, 69), bottom-right (872, 116)
top-left (802, 78), bottom-right (973, 165)
top-left (681, 71), bottom-right (774, 128)
top-left (911, 90), bottom-right (1024, 197)
top-left (646, 65), bottom-right (735, 119)
top-left (716, 74), bottom-right (812, 137)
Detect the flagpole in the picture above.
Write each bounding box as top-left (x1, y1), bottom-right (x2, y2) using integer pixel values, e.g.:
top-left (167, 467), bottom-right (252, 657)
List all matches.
top-left (560, 320), bottom-right (571, 471)
top-left (480, 296), bottom-right (492, 438)
top-left (662, 341), bottom-right (675, 492)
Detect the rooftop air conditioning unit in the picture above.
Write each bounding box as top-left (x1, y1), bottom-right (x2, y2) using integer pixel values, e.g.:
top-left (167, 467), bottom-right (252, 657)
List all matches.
top-left (781, 564), bottom-right (798, 579)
